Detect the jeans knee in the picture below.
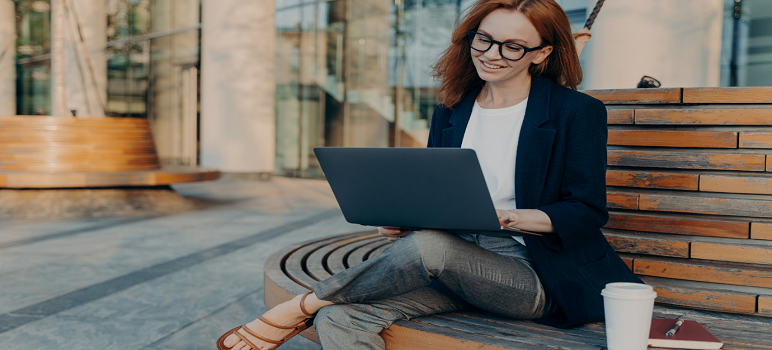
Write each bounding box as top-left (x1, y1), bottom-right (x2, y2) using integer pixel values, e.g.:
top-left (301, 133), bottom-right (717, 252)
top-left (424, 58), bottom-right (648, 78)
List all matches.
top-left (400, 230), bottom-right (458, 273)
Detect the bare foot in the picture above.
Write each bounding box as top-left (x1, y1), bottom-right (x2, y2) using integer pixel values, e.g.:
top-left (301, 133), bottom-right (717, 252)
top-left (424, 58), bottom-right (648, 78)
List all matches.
top-left (221, 293), bottom-right (331, 350)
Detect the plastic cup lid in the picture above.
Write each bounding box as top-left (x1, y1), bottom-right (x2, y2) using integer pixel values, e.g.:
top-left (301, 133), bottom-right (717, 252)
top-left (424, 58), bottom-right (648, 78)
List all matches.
top-left (601, 282), bottom-right (656, 299)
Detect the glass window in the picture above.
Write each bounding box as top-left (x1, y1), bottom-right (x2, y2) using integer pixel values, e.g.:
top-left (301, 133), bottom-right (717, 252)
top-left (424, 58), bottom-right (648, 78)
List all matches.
top-left (720, 0), bottom-right (772, 86)
top-left (15, 0), bottom-right (52, 115)
top-left (273, 0), bottom-right (591, 178)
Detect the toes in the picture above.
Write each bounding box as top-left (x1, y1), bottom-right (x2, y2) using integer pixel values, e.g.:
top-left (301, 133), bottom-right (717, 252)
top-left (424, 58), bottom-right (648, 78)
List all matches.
top-left (228, 340), bottom-right (247, 350)
top-left (223, 334), bottom-right (240, 347)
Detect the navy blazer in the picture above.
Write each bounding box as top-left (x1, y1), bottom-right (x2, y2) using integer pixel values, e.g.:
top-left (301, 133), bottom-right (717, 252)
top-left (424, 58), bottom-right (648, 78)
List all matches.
top-left (427, 76), bottom-right (642, 328)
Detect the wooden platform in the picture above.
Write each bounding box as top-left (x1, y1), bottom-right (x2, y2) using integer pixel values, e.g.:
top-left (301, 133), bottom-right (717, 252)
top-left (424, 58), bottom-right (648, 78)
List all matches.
top-left (0, 116), bottom-right (219, 188)
top-left (264, 232), bottom-right (772, 349)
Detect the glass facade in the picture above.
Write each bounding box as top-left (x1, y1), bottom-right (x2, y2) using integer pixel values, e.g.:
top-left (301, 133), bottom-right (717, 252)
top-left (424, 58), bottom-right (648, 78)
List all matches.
top-left (720, 0), bottom-right (772, 86)
top-left (5, 0), bottom-right (772, 174)
top-left (273, 0), bottom-right (588, 177)
top-left (15, 0), bottom-right (52, 115)
top-left (105, 0), bottom-right (201, 164)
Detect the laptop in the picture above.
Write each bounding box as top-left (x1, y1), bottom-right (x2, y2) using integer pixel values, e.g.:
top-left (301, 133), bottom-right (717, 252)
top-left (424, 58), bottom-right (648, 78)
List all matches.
top-left (314, 147), bottom-right (541, 238)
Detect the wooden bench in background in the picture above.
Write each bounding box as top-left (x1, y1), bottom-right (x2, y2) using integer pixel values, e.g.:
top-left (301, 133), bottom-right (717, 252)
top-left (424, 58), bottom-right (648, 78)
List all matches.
top-left (0, 116), bottom-right (219, 188)
top-left (264, 87), bottom-right (772, 349)
top-left (0, 116), bottom-right (219, 219)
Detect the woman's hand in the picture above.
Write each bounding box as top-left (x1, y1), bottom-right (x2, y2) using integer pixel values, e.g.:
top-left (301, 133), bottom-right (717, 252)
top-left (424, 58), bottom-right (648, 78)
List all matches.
top-left (496, 209), bottom-right (555, 233)
top-left (378, 227), bottom-right (413, 241)
top-left (496, 209), bottom-right (519, 227)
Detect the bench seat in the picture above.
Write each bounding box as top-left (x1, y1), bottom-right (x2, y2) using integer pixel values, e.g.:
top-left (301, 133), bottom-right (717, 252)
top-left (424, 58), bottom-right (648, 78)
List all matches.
top-left (264, 231), bottom-right (772, 349)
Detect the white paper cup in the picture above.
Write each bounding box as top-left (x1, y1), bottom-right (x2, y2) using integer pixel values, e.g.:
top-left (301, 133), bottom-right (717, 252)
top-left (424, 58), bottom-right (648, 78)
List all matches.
top-left (601, 282), bottom-right (657, 350)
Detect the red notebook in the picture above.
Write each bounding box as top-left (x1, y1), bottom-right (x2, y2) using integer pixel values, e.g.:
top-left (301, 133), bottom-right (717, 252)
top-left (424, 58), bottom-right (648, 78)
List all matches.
top-left (648, 318), bottom-right (723, 349)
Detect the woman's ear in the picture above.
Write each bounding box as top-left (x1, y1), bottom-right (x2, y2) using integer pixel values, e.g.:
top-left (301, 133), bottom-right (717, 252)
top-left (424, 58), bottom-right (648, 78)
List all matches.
top-left (531, 46), bottom-right (553, 65)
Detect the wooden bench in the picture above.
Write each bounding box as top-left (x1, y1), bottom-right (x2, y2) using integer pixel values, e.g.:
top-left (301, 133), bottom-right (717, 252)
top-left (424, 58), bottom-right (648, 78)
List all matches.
top-left (583, 87), bottom-right (772, 317)
top-left (264, 86), bottom-right (772, 348)
top-left (0, 116), bottom-right (219, 188)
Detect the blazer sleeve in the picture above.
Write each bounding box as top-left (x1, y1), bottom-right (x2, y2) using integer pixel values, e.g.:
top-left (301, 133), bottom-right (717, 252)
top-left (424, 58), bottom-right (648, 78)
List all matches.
top-left (536, 98), bottom-right (609, 251)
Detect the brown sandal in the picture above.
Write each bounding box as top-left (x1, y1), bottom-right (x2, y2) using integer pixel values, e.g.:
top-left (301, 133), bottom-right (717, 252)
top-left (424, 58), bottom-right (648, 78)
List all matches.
top-left (216, 292), bottom-right (316, 350)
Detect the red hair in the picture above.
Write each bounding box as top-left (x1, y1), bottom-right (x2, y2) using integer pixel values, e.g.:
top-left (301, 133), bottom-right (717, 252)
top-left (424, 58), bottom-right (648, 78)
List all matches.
top-left (432, 0), bottom-right (582, 108)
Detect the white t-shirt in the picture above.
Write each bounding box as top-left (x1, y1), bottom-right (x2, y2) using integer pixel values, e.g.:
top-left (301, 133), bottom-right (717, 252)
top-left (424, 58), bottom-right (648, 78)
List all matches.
top-left (461, 98), bottom-right (528, 246)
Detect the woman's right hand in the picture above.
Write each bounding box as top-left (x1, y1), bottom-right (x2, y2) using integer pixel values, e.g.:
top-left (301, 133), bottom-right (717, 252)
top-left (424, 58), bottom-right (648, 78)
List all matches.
top-left (378, 227), bottom-right (413, 241)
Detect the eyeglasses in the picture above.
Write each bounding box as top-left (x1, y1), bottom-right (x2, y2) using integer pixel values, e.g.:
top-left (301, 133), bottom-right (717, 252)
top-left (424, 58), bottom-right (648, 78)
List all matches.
top-left (466, 31), bottom-right (546, 61)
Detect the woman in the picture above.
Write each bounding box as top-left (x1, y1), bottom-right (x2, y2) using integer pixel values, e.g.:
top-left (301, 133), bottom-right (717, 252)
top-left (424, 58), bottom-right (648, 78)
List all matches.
top-left (218, 0), bottom-right (641, 349)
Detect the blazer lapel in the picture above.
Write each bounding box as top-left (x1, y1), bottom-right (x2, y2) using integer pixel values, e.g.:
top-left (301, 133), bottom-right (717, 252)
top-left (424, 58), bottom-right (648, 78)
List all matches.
top-left (516, 77), bottom-right (557, 209)
top-left (442, 86), bottom-right (481, 148)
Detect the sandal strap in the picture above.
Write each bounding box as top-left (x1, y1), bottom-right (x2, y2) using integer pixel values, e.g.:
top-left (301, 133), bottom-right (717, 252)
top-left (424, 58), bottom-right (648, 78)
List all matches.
top-left (258, 316), bottom-right (297, 329)
top-left (299, 291), bottom-right (314, 317)
top-left (240, 324), bottom-right (285, 345)
top-left (234, 328), bottom-right (263, 349)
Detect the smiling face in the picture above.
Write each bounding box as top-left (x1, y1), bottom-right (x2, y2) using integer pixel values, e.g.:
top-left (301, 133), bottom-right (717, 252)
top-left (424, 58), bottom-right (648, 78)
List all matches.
top-left (471, 8), bottom-right (552, 86)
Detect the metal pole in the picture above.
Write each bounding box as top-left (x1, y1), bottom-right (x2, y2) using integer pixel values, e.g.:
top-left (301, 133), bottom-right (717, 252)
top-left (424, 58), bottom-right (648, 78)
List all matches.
top-left (51, 0), bottom-right (68, 117)
top-left (729, 0), bottom-right (742, 87)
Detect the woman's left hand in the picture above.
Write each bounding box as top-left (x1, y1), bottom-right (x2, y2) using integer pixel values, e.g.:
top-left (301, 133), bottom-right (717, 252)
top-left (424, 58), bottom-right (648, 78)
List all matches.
top-left (496, 209), bottom-right (519, 227)
top-left (495, 209), bottom-right (555, 233)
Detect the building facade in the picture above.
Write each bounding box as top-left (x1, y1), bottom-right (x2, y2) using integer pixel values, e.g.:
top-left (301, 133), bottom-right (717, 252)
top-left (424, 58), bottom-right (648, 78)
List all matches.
top-left (2, 0), bottom-right (771, 177)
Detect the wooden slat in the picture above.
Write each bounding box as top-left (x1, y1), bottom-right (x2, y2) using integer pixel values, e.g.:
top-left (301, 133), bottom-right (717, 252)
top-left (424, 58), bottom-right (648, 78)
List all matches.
top-left (760, 296), bottom-right (772, 316)
top-left (0, 115), bottom-right (149, 124)
top-left (0, 166), bottom-right (219, 188)
top-left (700, 175), bottom-right (772, 195)
top-left (634, 256), bottom-right (772, 288)
top-left (367, 244), bottom-right (390, 260)
top-left (0, 145), bottom-right (157, 153)
top-left (620, 256), bottom-right (633, 270)
top-left (768, 156), bottom-right (772, 172)
top-left (284, 244), bottom-right (327, 288)
top-left (0, 126), bottom-right (149, 133)
top-left (606, 170), bottom-right (699, 190)
top-left (346, 239), bottom-right (388, 267)
top-left (607, 150), bottom-right (766, 171)
top-left (641, 276), bottom-right (758, 314)
top-left (415, 314), bottom-right (605, 350)
top-left (683, 87), bottom-right (772, 104)
top-left (327, 237), bottom-right (382, 274)
top-left (582, 88), bottom-right (682, 104)
top-left (639, 194), bottom-right (772, 218)
top-left (607, 109), bottom-right (633, 124)
top-left (752, 222), bottom-right (772, 241)
top-left (605, 212), bottom-right (750, 238)
top-left (603, 231), bottom-right (689, 258)
top-left (635, 108), bottom-right (772, 125)
top-left (606, 191), bottom-right (638, 210)
top-left (608, 130), bottom-right (738, 148)
top-left (692, 241), bottom-right (772, 265)
top-left (383, 322), bottom-right (526, 350)
top-left (0, 164), bottom-right (161, 171)
top-left (740, 132), bottom-right (772, 149)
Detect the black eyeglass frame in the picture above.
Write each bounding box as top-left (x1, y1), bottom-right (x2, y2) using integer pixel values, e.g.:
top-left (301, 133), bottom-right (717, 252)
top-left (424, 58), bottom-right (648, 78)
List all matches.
top-left (466, 31), bottom-right (547, 61)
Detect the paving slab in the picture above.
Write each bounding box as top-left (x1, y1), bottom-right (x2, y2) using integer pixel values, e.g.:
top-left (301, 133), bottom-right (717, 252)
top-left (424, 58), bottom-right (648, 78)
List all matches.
top-left (0, 177), bottom-right (353, 349)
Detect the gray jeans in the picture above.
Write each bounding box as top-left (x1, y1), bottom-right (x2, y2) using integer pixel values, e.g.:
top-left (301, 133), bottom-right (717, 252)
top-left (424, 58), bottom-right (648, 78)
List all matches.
top-left (310, 230), bottom-right (555, 349)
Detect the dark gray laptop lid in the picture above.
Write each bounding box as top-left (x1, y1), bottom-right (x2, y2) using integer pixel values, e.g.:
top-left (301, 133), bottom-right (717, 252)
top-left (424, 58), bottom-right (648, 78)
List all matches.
top-left (315, 147), bottom-right (503, 232)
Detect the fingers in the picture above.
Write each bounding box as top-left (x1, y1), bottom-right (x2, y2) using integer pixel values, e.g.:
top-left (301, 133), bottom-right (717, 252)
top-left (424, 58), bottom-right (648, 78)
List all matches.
top-left (495, 209), bottom-right (518, 226)
top-left (378, 227), bottom-right (413, 241)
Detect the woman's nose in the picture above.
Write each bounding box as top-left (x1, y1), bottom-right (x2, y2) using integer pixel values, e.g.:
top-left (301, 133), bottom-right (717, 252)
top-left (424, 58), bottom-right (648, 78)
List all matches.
top-left (484, 44), bottom-right (502, 60)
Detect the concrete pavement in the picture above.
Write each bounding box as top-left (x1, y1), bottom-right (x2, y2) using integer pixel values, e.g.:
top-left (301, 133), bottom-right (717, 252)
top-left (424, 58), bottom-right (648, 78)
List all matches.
top-left (0, 177), bottom-right (362, 350)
